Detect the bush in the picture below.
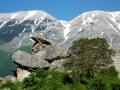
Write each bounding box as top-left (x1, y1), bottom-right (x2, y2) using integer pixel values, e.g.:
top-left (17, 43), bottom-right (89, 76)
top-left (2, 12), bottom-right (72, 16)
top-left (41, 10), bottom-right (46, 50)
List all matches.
top-left (23, 69), bottom-right (80, 90)
top-left (63, 74), bottom-right (73, 84)
top-left (0, 81), bottom-right (16, 90)
top-left (90, 79), bottom-right (106, 90)
top-left (1, 68), bottom-right (120, 90)
top-left (100, 66), bottom-right (118, 77)
top-left (0, 38), bottom-right (119, 90)
top-left (65, 38), bottom-right (115, 78)
top-left (0, 81), bottom-right (23, 90)
top-left (23, 73), bottom-right (39, 88)
top-left (110, 83), bottom-right (120, 90)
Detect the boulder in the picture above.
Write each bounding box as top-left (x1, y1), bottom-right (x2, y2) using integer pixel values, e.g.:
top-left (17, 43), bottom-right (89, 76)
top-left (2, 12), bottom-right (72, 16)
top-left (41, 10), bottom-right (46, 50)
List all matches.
top-left (16, 68), bottom-right (31, 81)
top-left (12, 36), bottom-right (68, 68)
top-left (37, 44), bottom-right (67, 63)
top-left (49, 59), bottom-right (66, 72)
top-left (31, 36), bottom-right (68, 62)
top-left (11, 36), bottom-right (69, 81)
top-left (12, 50), bottom-right (50, 68)
top-left (2, 76), bottom-right (17, 83)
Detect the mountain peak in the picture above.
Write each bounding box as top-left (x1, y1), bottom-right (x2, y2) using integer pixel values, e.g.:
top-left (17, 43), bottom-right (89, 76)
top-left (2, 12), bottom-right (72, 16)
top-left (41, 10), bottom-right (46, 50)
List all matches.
top-left (72, 10), bottom-right (120, 21)
top-left (1, 10), bottom-right (120, 52)
top-left (0, 10), bottom-right (55, 21)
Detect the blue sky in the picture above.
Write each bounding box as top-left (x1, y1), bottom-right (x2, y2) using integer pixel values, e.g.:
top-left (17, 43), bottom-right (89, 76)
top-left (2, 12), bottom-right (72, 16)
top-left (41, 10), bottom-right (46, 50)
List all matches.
top-left (0, 0), bottom-right (120, 20)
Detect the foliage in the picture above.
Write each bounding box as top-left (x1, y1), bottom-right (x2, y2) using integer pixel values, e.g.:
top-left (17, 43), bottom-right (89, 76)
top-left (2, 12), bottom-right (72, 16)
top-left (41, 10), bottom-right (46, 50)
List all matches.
top-left (23, 69), bottom-right (78, 90)
top-left (110, 83), bottom-right (120, 90)
top-left (90, 79), bottom-right (106, 90)
top-left (0, 81), bottom-right (23, 90)
top-left (0, 38), bottom-right (120, 90)
top-left (0, 69), bottom-right (120, 90)
top-left (65, 38), bottom-right (115, 78)
top-left (100, 66), bottom-right (118, 77)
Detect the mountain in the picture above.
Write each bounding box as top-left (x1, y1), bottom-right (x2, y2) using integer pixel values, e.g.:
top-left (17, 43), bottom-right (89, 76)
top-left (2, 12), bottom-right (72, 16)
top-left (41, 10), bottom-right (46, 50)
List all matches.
top-left (0, 10), bottom-right (65, 52)
top-left (0, 10), bottom-right (120, 76)
top-left (0, 10), bottom-right (120, 52)
top-left (63, 11), bottom-right (120, 51)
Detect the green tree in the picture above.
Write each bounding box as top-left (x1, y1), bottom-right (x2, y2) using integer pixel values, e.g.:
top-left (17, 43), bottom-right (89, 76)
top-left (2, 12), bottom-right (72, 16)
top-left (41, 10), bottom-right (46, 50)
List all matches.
top-left (110, 83), bottom-right (120, 90)
top-left (65, 38), bottom-right (115, 78)
top-left (91, 79), bottom-right (106, 90)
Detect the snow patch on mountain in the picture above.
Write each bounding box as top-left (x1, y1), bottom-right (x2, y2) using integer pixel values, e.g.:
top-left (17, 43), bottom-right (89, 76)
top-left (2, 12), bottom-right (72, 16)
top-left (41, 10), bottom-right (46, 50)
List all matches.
top-left (107, 21), bottom-right (120, 35)
top-left (22, 28), bottom-right (26, 33)
top-left (19, 11), bottom-right (38, 23)
top-left (60, 20), bottom-right (71, 40)
top-left (111, 13), bottom-right (120, 30)
top-left (31, 26), bottom-right (35, 33)
top-left (82, 12), bottom-right (98, 25)
top-left (0, 20), bottom-right (9, 29)
top-left (11, 13), bottom-right (19, 19)
top-left (101, 32), bottom-right (104, 36)
top-left (24, 11), bottom-right (37, 19)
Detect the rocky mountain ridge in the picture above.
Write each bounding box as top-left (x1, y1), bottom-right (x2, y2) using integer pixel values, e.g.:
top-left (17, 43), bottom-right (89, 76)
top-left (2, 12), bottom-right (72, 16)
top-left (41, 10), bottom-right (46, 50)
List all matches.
top-left (0, 10), bottom-right (120, 52)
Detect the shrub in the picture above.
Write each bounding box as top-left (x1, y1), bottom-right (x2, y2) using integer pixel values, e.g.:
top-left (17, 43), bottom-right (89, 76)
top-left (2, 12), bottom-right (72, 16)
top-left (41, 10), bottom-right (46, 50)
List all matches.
top-left (110, 83), bottom-right (120, 90)
top-left (0, 81), bottom-right (16, 90)
top-left (90, 79), bottom-right (106, 90)
top-left (65, 38), bottom-right (115, 78)
top-left (100, 66), bottom-right (118, 77)
top-left (1, 68), bottom-right (120, 90)
top-left (23, 69), bottom-right (77, 90)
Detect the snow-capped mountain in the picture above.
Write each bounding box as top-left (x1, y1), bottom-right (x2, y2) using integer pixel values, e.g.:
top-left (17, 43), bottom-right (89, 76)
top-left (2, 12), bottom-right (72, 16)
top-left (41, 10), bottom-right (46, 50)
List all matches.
top-left (0, 10), bottom-right (120, 52)
top-left (62, 11), bottom-right (120, 51)
top-left (0, 10), bottom-right (65, 51)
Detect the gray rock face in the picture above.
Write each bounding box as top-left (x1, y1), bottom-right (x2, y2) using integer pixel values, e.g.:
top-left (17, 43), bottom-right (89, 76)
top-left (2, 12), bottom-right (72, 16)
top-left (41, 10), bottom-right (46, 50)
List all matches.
top-left (49, 59), bottom-right (66, 72)
top-left (16, 68), bottom-right (31, 81)
top-left (12, 36), bottom-right (67, 68)
top-left (12, 50), bottom-right (50, 68)
top-left (1, 76), bottom-right (17, 83)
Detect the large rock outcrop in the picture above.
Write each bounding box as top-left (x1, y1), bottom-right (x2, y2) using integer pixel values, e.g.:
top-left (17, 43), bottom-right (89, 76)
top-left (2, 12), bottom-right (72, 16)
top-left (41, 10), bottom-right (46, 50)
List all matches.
top-left (12, 36), bottom-right (67, 68)
top-left (12, 50), bottom-right (50, 68)
top-left (12, 36), bottom-right (68, 81)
